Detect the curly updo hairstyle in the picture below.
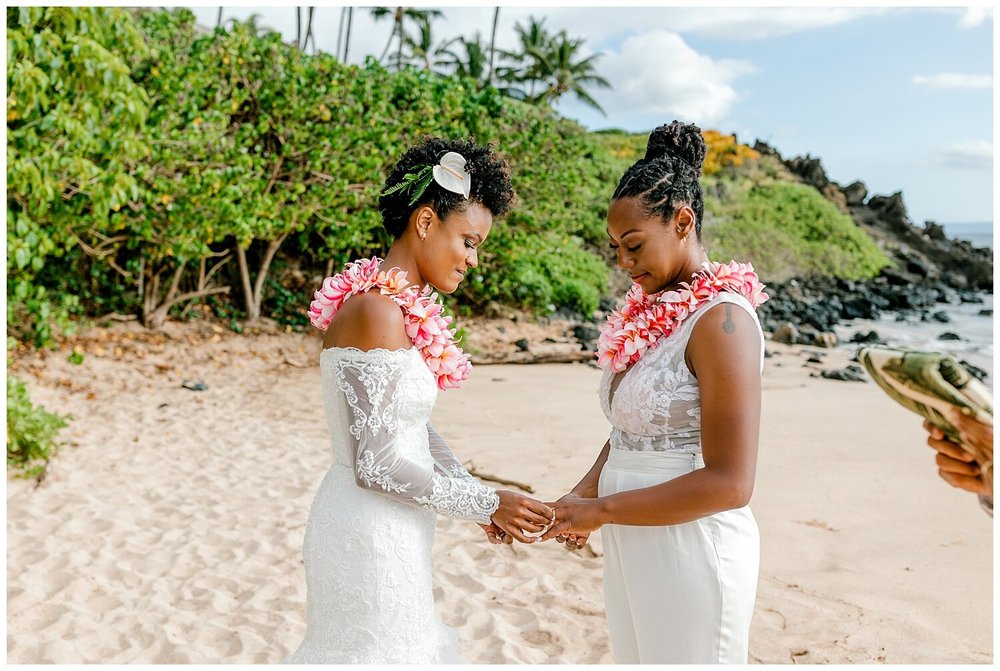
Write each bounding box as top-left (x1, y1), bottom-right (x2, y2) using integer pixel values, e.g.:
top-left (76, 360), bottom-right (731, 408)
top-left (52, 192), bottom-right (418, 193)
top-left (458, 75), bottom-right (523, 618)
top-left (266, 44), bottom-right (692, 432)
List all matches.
top-left (378, 137), bottom-right (515, 238)
top-left (612, 120), bottom-right (707, 239)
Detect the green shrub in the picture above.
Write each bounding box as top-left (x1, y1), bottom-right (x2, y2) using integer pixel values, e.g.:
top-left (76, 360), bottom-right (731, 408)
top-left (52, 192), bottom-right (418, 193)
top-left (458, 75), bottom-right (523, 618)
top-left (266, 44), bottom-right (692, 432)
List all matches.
top-left (705, 182), bottom-right (890, 281)
top-left (467, 226), bottom-right (607, 315)
top-left (7, 6), bottom-right (150, 346)
top-left (6, 374), bottom-right (68, 479)
top-left (8, 7), bottom-right (896, 341)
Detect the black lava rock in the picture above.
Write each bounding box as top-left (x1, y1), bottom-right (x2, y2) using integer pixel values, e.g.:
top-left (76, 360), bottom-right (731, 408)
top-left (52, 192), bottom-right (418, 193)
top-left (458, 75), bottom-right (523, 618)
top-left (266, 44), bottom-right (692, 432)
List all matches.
top-left (820, 366), bottom-right (866, 382)
top-left (850, 330), bottom-right (883, 344)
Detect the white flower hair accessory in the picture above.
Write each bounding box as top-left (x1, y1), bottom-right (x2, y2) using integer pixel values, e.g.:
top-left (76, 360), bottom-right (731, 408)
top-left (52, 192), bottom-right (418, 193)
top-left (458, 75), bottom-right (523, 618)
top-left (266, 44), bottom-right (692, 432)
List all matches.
top-left (432, 152), bottom-right (471, 199)
top-left (380, 151), bottom-right (472, 205)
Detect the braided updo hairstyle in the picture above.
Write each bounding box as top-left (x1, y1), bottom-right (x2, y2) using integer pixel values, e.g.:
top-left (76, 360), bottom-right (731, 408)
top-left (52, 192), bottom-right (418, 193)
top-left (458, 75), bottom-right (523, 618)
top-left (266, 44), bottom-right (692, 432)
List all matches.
top-left (378, 137), bottom-right (515, 238)
top-left (612, 120), bottom-right (707, 239)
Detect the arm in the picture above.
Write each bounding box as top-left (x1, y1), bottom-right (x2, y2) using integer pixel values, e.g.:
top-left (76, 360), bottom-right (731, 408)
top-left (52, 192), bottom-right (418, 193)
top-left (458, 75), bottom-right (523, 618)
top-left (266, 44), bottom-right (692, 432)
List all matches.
top-left (329, 294), bottom-right (553, 538)
top-left (427, 423), bottom-right (476, 480)
top-left (567, 440), bottom-right (611, 499)
top-left (426, 421), bottom-right (556, 543)
top-left (553, 440), bottom-right (611, 549)
top-left (543, 302), bottom-right (762, 538)
top-left (328, 293), bottom-right (500, 524)
top-left (335, 353), bottom-right (502, 524)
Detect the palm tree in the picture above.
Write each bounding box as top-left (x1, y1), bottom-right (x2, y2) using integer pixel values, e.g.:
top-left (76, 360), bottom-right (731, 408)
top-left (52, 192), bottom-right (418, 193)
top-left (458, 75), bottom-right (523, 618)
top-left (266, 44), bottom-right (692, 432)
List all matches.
top-left (229, 13), bottom-right (277, 37)
top-left (399, 16), bottom-right (456, 74)
top-left (337, 6), bottom-right (355, 61)
top-left (487, 7), bottom-right (500, 84)
top-left (343, 7), bottom-right (353, 60)
top-left (499, 16), bottom-right (551, 99)
top-left (444, 33), bottom-right (490, 87)
top-left (527, 31), bottom-right (612, 115)
top-left (303, 7), bottom-right (315, 53)
top-left (370, 7), bottom-right (443, 70)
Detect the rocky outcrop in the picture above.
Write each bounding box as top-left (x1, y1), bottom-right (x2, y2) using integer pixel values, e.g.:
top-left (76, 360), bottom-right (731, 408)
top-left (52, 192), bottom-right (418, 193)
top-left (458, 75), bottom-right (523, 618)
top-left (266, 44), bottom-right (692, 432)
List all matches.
top-left (756, 274), bottom-right (984, 335)
top-left (779, 152), bottom-right (992, 291)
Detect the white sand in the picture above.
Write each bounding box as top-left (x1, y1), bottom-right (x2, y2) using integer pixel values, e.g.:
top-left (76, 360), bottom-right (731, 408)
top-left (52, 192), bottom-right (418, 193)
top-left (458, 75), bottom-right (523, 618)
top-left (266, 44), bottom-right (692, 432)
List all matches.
top-left (6, 325), bottom-right (992, 663)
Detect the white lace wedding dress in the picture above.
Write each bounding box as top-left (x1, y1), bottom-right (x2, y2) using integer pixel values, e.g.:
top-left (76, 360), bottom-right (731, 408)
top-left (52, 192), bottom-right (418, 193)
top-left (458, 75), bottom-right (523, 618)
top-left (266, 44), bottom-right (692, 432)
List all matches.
top-left (597, 292), bottom-right (764, 664)
top-left (284, 346), bottom-right (500, 664)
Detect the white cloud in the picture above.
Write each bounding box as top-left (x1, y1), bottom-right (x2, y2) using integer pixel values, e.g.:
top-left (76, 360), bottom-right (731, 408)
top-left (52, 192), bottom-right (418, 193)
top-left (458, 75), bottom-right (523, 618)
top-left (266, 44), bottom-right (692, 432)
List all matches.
top-left (941, 140), bottom-right (993, 170)
top-left (475, 7), bottom-right (888, 44)
top-left (958, 6), bottom-right (993, 29)
top-left (557, 30), bottom-right (753, 127)
top-left (646, 7), bottom-right (890, 40)
top-left (912, 73), bottom-right (992, 90)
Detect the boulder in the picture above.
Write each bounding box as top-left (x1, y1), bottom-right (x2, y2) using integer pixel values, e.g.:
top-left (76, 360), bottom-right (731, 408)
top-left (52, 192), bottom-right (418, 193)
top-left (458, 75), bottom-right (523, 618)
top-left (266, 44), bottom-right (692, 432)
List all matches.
top-left (752, 140), bottom-right (779, 157)
top-left (842, 181), bottom-right (868, 207)
top-left (772, 322), bottom-right (799, 345)
top-left (867, 192), bottom-right (911, 233)
top-left (572, 324), bottom-right (601, 351)
top-left (923, 220), bottom-right (947, 241)
top-left (821, 366), bottom-right (866, 382)
top-left (813, 332), bottom-right (838, 348)
top-left (850, 330), bottom-right (883, 343)
top-left (784, 155), bottom-right (830, 190)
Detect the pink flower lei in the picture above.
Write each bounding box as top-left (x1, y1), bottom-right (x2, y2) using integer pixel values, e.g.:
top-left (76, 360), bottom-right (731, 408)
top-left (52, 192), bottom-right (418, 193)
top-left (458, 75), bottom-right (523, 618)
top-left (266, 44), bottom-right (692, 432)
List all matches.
top-left (307, 257), bottom-right (471, 390)
top-left (597, 260), bottom-right (769, 373)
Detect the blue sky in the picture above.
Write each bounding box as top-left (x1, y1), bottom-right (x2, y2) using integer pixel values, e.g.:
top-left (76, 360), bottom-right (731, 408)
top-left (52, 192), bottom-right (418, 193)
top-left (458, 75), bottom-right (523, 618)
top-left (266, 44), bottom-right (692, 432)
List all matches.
top-left (187, 4), bottom-right (994, 225)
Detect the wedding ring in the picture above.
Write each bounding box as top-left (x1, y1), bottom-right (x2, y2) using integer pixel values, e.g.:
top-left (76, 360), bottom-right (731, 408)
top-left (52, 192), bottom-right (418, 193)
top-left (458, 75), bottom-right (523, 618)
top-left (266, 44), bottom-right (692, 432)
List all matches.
top-left (523, 510), bottom-right (557, 539)
top-left (522, 525), bottom-right (549, 539)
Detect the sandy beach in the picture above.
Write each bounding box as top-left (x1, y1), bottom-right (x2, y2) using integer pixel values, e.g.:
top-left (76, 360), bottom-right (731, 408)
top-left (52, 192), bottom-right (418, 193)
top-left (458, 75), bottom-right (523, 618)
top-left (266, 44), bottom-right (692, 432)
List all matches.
top-left (6, 320), bottom-right (993, 663)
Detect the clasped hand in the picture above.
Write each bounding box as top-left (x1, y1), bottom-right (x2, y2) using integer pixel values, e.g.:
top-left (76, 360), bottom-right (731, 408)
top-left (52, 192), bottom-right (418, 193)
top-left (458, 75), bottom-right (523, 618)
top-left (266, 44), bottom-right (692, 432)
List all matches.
top-left (480, 491), bottom-right (603, 549)
top-left (479, 490), bottom-right (555, 545)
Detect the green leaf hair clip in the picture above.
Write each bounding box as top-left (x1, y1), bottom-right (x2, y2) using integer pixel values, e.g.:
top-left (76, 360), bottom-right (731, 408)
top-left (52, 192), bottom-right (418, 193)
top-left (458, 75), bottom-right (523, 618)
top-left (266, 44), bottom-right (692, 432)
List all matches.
top-left (380, 152), bottom-right (471, 206)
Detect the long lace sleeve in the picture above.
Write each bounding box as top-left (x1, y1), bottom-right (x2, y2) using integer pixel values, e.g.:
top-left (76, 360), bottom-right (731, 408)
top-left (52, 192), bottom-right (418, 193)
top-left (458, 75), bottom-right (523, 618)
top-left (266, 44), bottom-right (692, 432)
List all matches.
top-left (332, 351), bottom-right (500, 524)
top-left (427, 423), bottom-right (478, 481)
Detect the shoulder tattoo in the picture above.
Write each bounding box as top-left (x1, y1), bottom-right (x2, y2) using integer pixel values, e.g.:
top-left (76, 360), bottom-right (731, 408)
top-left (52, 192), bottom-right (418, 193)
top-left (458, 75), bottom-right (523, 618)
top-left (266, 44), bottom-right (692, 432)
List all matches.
top-left (722, 304), bottom-right (735, 334)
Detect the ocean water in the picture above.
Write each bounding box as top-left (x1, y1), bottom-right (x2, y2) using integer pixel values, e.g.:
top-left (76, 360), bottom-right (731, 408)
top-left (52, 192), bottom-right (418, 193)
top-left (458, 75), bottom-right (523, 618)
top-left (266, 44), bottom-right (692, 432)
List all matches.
top-left (833, 293), bottom-right (994, 386)
top-left (939, 222), bottom-right (993, 250)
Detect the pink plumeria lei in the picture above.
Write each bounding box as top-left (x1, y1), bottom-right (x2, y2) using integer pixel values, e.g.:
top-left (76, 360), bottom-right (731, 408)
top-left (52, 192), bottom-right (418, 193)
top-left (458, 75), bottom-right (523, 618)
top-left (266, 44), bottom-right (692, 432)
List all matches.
top-left (307, 257), bottom-right (471, 390)
top-left (597, 260), bottom-right (769, 373)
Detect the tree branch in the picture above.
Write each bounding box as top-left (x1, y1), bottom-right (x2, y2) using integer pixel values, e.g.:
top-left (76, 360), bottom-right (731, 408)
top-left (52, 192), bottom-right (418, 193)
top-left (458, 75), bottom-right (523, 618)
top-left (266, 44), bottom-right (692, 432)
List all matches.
top-left (464, 461), bottom-right (535, 493)
top-left (236, 243), bottom-right (254, 316)
top-left (252, 233), bottom-right (288, 307)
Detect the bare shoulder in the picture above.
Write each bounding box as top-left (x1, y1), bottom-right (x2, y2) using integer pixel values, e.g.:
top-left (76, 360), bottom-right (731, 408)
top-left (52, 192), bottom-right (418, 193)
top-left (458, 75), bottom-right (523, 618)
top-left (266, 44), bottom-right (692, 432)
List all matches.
top-left (686, 300), bottom-right (760, 376)
top-left (324, 291), bottom-right (411, 351)
top-left (692, 300), bottom-right (757, 338)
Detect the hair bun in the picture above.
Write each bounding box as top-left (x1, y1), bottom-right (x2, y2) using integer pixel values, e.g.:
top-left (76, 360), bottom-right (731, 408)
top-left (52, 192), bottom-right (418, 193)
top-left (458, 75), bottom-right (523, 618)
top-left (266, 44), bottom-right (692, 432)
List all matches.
top-left (644, 120), bottom-right (706, 173)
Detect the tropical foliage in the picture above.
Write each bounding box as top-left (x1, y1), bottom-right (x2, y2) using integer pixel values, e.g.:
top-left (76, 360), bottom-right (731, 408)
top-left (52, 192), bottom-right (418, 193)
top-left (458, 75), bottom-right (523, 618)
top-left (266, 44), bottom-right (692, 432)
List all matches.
top-left (6, 372), bottom-right (69, 480)
top-left (7, 6), bottom-right (150, 346)
top-left (705, 181), bottom-right (890, 281)
top-left (7, 7), bottom-right (897, 476)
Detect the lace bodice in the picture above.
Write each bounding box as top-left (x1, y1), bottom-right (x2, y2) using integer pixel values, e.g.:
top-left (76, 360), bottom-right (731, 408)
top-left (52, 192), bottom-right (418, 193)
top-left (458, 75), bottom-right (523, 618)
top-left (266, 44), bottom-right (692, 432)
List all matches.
top-left (320, 346), bottom-right (499, 523)
top-left (599, 293), bottom-right (764, 453)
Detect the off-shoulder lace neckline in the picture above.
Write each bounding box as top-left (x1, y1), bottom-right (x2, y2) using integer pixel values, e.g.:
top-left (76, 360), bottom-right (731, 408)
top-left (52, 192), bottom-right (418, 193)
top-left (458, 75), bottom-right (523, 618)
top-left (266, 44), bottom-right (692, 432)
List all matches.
top-left (321, 345), bottom-right (419, 357)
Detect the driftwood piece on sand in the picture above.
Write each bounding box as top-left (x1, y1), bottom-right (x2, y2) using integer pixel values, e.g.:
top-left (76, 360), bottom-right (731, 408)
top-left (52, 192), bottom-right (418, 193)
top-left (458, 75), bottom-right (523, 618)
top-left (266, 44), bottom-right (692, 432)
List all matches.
top-left (470, 346), bottom-right (595, 366)
top-left (464, 461), bottom-right (535, 493)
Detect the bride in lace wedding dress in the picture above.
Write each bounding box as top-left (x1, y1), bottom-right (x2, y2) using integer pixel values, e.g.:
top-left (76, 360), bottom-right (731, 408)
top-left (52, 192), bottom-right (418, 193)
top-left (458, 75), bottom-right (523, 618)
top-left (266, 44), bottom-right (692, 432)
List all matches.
top-left (284, 138), bottom-right (554, 664)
